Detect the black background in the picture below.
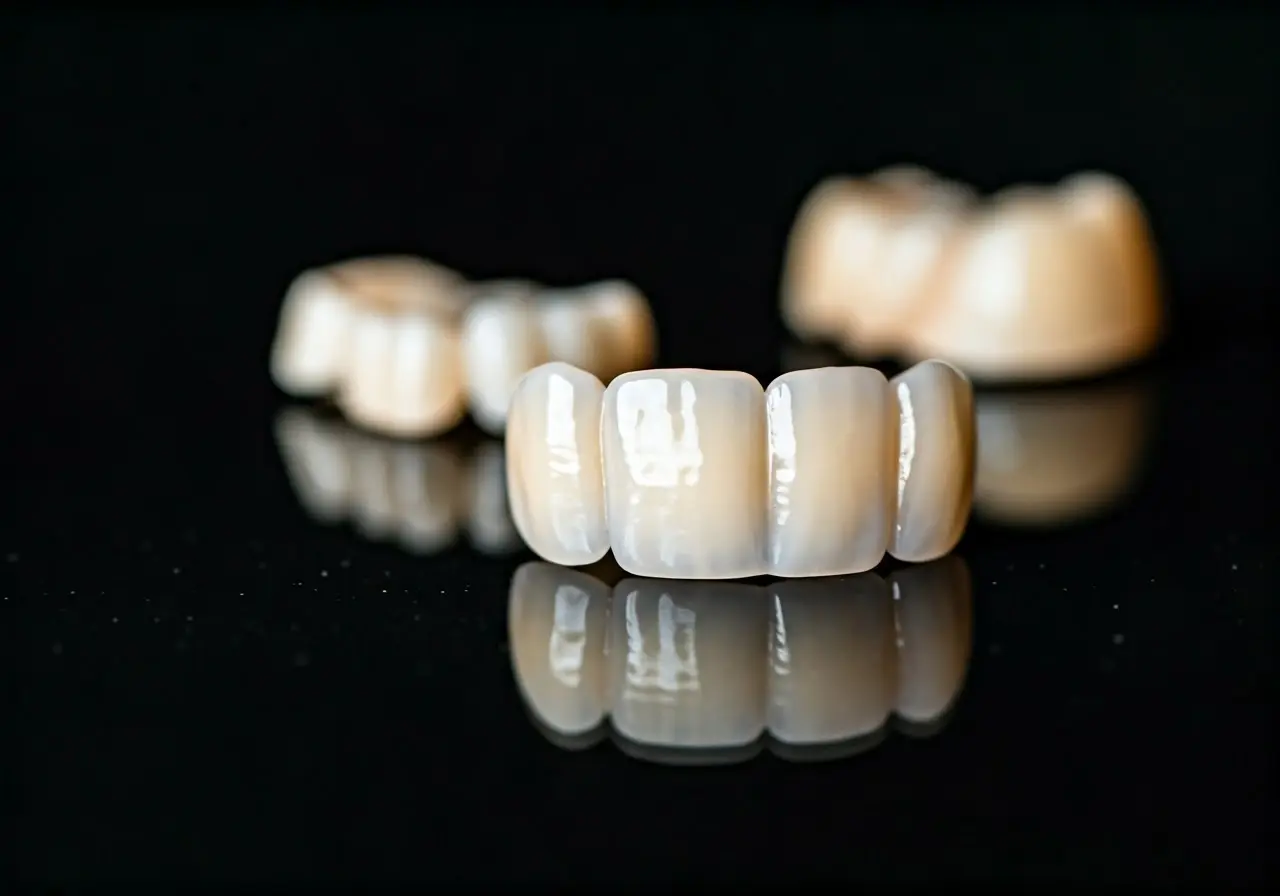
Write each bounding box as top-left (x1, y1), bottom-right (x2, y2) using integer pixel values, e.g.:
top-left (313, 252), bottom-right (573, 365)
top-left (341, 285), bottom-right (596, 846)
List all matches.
top-left (4, 9), bottom-right (1277, 886)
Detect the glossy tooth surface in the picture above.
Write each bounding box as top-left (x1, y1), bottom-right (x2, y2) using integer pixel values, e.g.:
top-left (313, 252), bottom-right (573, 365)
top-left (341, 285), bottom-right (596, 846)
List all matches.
top-left (890, 557), bottom-right (973, 726)
top-left (463, 441), bottom-right (520, 554)
top-left (270, 270), bottom-right (354, 395)
top-left (608, 579), bottom-right (767, 749)
top-left (602, 370), bottom-right (768, 579)
top-left (461, 289), bottom-right (548, 434)
top-left (338, 311), bottom-right (466, 438)
top-left (767, 575), bottom-right (896, 745)
top-left (506, 363), bottom-right (610, 567)
top-left (766, 367), bottom-right (897, 576)
top-left (508, 563), bottom-right (611, 736)
top-left (890, 360), bottom-right (975, 563)
top-left (974, 379), bottom-right (1152, 526)
top-left (902, 190), bottom-right (1140, 380)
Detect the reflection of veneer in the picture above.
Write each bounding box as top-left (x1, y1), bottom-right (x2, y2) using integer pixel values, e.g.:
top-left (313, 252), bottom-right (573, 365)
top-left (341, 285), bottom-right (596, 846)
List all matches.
top-left (509, 556), bottom-right (971, 765)
top-left (973, 376), bottom-right (1154, 526)
top-left (274, 406), bottom-right (519, 556)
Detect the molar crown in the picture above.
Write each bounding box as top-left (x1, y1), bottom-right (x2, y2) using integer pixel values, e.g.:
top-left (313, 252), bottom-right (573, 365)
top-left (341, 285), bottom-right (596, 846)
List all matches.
top-left (783, 167), bottom-right (1163, 382)
top-left (506, 359), bottom-right (975, 579)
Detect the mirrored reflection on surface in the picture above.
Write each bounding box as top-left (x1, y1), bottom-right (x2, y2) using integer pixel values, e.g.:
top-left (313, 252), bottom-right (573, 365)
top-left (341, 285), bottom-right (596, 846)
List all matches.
top-left (780, 342), bottom-right (1155, 527)
top-left (274, 405), bottom-right (520, 556)
top-left (971, 377), bottom-right (1153, 527)
top-left (508, 556), bottom-right (971, 766)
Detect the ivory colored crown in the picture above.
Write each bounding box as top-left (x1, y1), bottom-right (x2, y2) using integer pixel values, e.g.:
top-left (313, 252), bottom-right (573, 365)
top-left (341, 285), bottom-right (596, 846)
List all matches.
top-left (783, 167), bottom-right (1163, 381)
top-left (505, 359), bottom-right (975, 579)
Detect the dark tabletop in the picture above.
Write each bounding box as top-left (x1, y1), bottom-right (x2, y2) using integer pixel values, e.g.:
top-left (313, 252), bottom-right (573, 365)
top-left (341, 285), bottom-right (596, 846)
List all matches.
top-left (4, 9), bottom-right (1276, 887)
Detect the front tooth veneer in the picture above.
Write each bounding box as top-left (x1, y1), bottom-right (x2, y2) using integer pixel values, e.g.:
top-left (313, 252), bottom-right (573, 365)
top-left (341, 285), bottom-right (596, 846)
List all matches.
top-left (506, 358), bottom-right (974, 578)
top-left (272, 258), bottom-right (655, 438)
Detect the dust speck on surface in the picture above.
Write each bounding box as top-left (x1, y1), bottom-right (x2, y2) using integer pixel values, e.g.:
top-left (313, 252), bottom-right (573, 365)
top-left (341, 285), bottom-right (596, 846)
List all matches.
top-left (1113, 633), bottom-right (1125, 645)
top-left (320, 570), bottom-right (328, 577)
top-left (52, 642), bottom-right (62, 655)
top-left (112, 616), bottom-right (118, 623)
top-left (294, 651), bottom-right (310, 668)
top-left (5, 552), bottom-right (17, 563)
top-left (1231, 563), bottom-right (1238, 570)
top-left (173, 567), bottom-right (181, 575)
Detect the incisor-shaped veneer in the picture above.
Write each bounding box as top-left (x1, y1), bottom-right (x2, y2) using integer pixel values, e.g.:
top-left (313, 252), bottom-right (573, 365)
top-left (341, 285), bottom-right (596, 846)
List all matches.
top-left (506, 359), bottom-right (974, 579)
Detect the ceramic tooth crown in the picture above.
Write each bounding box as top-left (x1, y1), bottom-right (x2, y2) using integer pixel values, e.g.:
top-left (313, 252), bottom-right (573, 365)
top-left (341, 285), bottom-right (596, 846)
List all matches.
top-left (506, 359), bottom-right (975, 578)
top-left (766, 366), bottom-right (898, 577)
top-left (340, 308), bottom-right (467, 437)
top-left (900, 187), bottom-right (1153, 379)
top-left (271, 258), bottom-right (655, 438)
top-left (271, 256), bottom-right (464, 399)
top-left (783, 167), bottom-right (1163, 381)
top-left (461, 284), bottom-right (549, 434)
top-left (782, 170), bottom-right (974, 359)
top-left (604, 369), bottom-right (770, 579)
top-left (505, 363), bottom-right (611, 568)
top-left (889, 359), bottom-right (976, 563)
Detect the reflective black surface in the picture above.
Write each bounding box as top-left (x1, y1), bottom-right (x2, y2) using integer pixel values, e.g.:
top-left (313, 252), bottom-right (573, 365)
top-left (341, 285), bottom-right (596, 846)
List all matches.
top-left (6, 9), bottom-right (1276, 886)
